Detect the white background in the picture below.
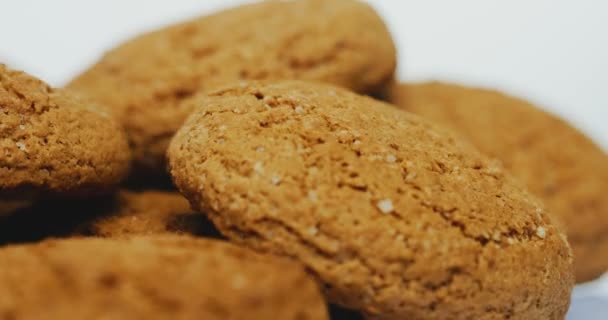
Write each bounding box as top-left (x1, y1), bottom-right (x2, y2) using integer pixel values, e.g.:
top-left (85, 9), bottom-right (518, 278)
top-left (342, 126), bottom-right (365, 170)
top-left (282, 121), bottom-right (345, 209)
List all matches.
top-left (0, 1), bottom-right (607, 317)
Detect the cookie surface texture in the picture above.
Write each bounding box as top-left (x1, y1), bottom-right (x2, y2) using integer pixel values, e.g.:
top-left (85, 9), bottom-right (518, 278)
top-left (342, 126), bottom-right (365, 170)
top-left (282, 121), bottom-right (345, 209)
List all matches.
top-left (0, 65), bottom-right (130, 210)
top-left (76, 190), bottom-right (217, 237)
top-left (68, 0), bottom-right (396, 172)
top-left (0, 235), bottom-right (328, 320)
top-left (391, 82), bottom-right (608, 282)
top-left (168, 80), bottom-right (574, 319)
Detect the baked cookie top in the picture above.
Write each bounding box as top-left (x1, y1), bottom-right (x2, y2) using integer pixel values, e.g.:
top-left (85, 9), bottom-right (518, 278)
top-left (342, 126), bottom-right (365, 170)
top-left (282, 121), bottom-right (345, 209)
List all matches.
top-left (0, 235), bottom-right (328, 320)
top-left (68, 0), bottom-right (396, 172)
top-left (75, 190), bottom-right (218, 238)
top-left (0, 65), bottom-right (130, 203)
top-left (168, 80), bottom-right (573, 319)
top-left (391, 81), bottom-right (608, 282)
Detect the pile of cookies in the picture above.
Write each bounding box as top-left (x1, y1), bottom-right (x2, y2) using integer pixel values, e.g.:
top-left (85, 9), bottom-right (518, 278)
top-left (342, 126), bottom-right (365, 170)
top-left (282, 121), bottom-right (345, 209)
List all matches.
top-left (1, 0), bottom-right (606, 319)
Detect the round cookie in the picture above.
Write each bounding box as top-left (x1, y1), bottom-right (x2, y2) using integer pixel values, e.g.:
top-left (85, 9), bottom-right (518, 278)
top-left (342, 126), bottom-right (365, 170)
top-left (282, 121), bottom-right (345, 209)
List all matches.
top-left (75, 190), bottom-right (219, 238)
top-left (0, 235), bottom-right (328, 320)
top-left (168, 80), bottom-right (574, 319)
top-left (67, 0), bottom-right (396, 173)
top-left (390, 82), bottom-right (608, 282)
top-left (0, 64), bottom-right (130, 212)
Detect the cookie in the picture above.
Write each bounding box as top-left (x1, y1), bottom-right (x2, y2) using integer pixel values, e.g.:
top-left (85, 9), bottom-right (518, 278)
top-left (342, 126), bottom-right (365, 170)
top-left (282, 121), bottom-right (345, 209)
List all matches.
top-left (0, 235), bottom-right (328, 319)
top-left (168, 80), bottom-right (574, 319)
top-left (67, 0), bottom-right (396, 173)
top-left (390, 81), bottom-right (608, 282)
top-left (0, 64), bottom-right (130, 213)
top-left (75, 190), bottom-right (220, 238)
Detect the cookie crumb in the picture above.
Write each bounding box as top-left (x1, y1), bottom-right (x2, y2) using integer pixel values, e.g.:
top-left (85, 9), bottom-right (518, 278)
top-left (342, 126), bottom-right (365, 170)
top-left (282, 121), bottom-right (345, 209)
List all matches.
top-left (486, 165), bottom-right (501, 174)
top-left (271, 175), bottom-right (281, 185)
top-left (386, 154), bottom-right (397, 163)
top-left (254, 162), bottom-right (264, 174)
top-left (308, 190), bottom-right (318, 202)
top-left (376, 199), bottom-right (394, 213)
top-left (19, 124), bottom-right (26, 130)
top-left (353, 140), bottom-right (361, 146)
top-left (307, 226), bottom-right (319, 236)
top-left (492, 231), bottom-right (502, 241)
top-left (536, 226), bottom-right (546, 239)
top-left (405, 172), bottom-right (417, 181)
top-left (294, 105), bottom-right (304, 114)
top-left (15, 141), bottom-right (27, 151)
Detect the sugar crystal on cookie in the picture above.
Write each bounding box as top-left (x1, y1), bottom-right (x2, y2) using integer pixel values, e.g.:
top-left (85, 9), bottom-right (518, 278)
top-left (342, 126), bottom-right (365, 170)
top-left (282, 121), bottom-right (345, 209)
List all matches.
top-left (376, 199), bottom-right (394, 213)
top-left (536, 226), bottom-right (546, 239)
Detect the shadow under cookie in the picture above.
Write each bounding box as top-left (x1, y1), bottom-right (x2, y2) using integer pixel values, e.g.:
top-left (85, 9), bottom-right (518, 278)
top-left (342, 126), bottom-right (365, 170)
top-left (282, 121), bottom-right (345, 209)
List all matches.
top-left (329, 304), bottom-right (364, 320)
top-left (0, 194), bottom-right (114, 246)
top-left (74, 190), bottom-right (222, 239)
top-left (0, 190), bottom-right (221, 246)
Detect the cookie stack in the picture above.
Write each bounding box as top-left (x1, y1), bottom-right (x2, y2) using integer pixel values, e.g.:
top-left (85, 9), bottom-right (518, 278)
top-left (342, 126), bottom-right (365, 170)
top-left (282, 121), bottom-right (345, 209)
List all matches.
top-left (0, 0), bottom-right (605, 319)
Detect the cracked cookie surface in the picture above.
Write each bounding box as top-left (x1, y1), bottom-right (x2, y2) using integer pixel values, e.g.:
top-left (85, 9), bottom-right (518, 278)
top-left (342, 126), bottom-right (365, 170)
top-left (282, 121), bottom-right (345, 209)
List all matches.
top-left (68, 0), bottom-right (396, 174)
top-left (390, 82), bottom-right (608, 282)
top-left (0, 65), bottom-right (130, 213)
top-left (168, 80), bottom-right (573, 319)
top-left (0, 235), bottom-right (328, 320)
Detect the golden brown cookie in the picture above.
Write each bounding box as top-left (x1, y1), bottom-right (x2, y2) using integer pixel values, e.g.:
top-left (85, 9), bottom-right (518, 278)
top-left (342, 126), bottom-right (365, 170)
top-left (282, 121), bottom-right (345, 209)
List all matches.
top-left (67, 0), bottom-right (396, 173)
top-left (0, 64), bottom-right (130, 213)
top-left (390, 81), bottom-right (608, 282)
top-left (0, 235), bottom-right (328, 319)
top-left (168, 80), bottom-right (574, 319)
top-left (75, 190), bottom-right (219, 238)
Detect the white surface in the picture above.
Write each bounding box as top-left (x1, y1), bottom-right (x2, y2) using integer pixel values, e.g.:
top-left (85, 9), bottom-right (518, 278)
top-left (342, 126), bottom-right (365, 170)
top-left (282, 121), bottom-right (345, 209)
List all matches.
top-left (0, 1), bottom-right (607, 317)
